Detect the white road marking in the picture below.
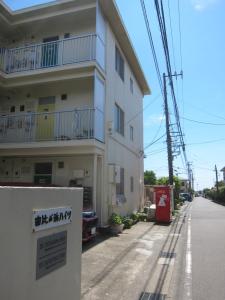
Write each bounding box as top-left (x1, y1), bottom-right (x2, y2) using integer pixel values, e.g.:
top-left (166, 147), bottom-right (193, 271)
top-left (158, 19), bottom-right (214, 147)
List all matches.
top-left (158, 257), bottom-right (175, 266)
top-left (184, 214), bottom-right (192, 300)
top-left (135, 248), bottom-right (153, 256)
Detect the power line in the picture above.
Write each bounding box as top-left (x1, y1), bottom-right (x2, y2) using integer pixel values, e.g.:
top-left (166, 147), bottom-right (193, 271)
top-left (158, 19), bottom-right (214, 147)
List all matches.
top-left (181, 102), bottom-right (225, 121)
top-left (181, 116), bottom-right (225, 126)
top-left (186, 138), bottom-right (225, 146)
top-left (126, 93), bottom-right (160, 125)
top-left (140, 0), bottom-right (163, 96)
top-left (145, 147), bottom-right (167, 155)
top-left (145, 111), bottom-right (164, 146)
top-left (167, 0), bottom-right (176, 71)
top-left (154, 0), bottom-right (188, 177)
top-left (177, 0), bottom-right (183, 71)
top-left (144, 133), bottom-right (166, 150)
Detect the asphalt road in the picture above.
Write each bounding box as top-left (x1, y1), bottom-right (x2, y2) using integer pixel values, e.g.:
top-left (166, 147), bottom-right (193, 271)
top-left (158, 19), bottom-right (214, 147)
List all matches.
top-left (171, 197), bottom-right (225, 300)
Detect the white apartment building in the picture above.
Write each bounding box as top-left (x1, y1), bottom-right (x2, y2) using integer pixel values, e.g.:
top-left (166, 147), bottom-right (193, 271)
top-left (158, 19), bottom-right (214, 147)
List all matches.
top-left (0, 0), bottom-right (150, 224)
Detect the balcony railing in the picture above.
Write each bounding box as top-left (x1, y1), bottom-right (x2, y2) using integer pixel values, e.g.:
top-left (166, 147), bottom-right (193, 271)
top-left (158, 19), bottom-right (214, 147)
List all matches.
top-left (0, 108), bottom-right (104, 144)
top-left (0, 33), bottom-right (105, 74)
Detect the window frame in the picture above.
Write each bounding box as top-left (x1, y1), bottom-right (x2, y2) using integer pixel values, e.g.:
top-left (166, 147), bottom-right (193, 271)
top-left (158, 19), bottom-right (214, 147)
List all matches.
top-left (130, 176), bottom-right (134, 193)
top-left (130, 125), bottom-right (134, 141)
top-left (115, 46), bottom-right (125, 81)
top-left (116, 167), bottom-right (125, 196)
top-left (115, 103), bottom-right (125, 136)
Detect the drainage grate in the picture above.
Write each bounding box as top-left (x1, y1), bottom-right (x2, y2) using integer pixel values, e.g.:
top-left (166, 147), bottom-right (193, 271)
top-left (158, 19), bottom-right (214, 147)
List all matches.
top-left (139, 292), bottom-right (166, 300)
top-left (160, 251), bottom-right (176, 258)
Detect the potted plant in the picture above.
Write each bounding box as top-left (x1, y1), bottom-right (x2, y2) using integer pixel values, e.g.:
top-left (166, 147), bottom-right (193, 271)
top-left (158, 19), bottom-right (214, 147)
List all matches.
top-left (109, 213), bottom-right (124, 234)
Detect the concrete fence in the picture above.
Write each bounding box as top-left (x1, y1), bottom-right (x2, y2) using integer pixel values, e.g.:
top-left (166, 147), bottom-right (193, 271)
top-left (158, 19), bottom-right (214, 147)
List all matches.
top-left (0, 186), bottom-right (83, 300)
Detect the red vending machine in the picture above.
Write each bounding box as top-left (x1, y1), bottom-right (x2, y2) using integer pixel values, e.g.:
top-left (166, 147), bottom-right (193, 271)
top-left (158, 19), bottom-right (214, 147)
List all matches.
top-left (154, 185), bottom-right (173, 223)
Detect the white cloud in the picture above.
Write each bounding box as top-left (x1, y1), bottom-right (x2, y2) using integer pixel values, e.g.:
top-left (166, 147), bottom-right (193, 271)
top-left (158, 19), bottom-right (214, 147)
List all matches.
top-left (191, 0), bottom-right (219, 11)
top-left (144, 114), bottom-right (165, 128)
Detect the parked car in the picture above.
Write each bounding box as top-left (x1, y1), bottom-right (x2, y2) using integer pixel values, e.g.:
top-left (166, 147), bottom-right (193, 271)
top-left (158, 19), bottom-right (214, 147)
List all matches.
top-left (179, 192), bottom-right (192, 202)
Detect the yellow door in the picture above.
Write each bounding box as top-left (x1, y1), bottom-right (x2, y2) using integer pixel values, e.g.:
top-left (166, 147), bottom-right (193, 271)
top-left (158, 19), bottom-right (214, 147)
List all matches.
top-left (36, 97), bottom-right (55, 141)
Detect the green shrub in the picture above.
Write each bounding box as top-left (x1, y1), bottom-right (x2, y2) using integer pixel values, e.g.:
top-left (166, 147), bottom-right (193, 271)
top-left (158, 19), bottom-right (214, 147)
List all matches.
top-left (121, 216), bottom-right (133, 229)
top-left (109, 213), bottom-right (122, 225)
top-left (130, 213), bottom-right (139, 223)
top-left (137, 212), bottom-right (147, 222)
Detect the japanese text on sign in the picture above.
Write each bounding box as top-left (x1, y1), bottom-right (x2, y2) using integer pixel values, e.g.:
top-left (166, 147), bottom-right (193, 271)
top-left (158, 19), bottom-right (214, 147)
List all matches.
top-left (32, 207), bottom-right (72, 232)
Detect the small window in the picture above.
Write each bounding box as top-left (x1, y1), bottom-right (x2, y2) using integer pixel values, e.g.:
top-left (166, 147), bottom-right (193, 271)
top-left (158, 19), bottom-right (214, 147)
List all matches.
top-left (130, 176), bottom-right (134, 193)
top-left (58, 161), bottom-right (64, 169)
top-left (115, 46), bottom-right (124, 81)
top-left (116, 167), bottom-right (125, 196)
top-left (130, 78), bottom-right (133, 94)
top-left (20, 105), bottom-right (25, 112)
top-left (10, 106), bottom-right (15, 113)
top-left (130, 125), bottom-right (134, 141)
top-left (61, 94), bottom-right (67, 101)
top-left (64, 33), bottom-right (70, 39)
top-left (114, 103), bottom-right (124, 136)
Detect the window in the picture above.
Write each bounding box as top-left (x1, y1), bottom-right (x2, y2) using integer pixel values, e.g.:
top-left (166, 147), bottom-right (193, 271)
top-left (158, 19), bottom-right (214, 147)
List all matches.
top-left (130, 78), bottom-right (133, 94)
top-left (10, 106), bottom-right (15, 113)
top-left (130, 176), bottom-right (134, 193)
top-left (61, 94), bottom-right (67, 101)
top-left (20, 105), bottom-right (25, 112)
top-left (115, 104), bottom-right (124, 136)
top-left (64, 33), bottom-right (70, 39)
top-left (130, 125), bottom-right (134, 141)
top-left (116, 167), bottom-right (125, 196)
top-left (115, 46), bottom-right (124, 81)
top-left (58, 161), bottom-right (64, 169)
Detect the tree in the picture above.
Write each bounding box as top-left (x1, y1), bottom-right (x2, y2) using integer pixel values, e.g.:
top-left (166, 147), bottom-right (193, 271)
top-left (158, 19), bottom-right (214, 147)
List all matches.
top-left (144, 170), bottom-right (156, 185)
top-left (157, 176), bottom-right (181, 200)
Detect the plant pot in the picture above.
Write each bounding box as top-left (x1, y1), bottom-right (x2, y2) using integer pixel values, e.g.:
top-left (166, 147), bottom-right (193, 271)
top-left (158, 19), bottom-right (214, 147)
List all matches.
top-left (110, 223), bottom-right (124, 234)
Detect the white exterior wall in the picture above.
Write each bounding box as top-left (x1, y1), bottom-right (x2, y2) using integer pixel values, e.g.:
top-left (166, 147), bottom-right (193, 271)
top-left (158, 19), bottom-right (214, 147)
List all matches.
top-left (0, 78), bottom-right (93, 114)
top-left (0, 155), bottom-right (94, 187)
top-left (103, 23), bottom-right (144, 220)
top-left (4, 13), bottom-right (96, 49)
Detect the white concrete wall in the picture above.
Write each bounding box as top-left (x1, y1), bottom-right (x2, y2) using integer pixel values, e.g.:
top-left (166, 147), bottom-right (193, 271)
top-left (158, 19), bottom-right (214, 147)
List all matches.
top-left (0, 78), bottom-right (93, 114)
top-left (0, 186), bottom-right (82, 300)
top-left (0, 155), bottom-right (94, 187)
top-left (4, 11), bottom-right (96, 48)
top-left (103, 22), bottom-right (144, 221)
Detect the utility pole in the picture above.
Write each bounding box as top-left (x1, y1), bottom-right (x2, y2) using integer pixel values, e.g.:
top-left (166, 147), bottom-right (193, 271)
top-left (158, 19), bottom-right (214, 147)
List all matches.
top-left (215, 165), bottom-right (219, 194)
top-left (163, 73), bottom-right (173, 186)
top-left (187, 162), bottom-right (192, 191)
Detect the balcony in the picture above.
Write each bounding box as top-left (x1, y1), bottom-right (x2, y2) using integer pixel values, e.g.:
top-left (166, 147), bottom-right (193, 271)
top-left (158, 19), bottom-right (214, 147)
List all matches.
top-left (0, 33), bottom-right (105, 74)
top-left (0, 108), bottom-right (104, 144)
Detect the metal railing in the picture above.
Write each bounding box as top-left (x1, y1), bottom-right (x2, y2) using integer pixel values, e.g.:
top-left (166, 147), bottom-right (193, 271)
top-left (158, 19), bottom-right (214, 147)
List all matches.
top-left (0, 34), bottom-right (98, 74)
top-left (0, 108), bottom-right (104, 143)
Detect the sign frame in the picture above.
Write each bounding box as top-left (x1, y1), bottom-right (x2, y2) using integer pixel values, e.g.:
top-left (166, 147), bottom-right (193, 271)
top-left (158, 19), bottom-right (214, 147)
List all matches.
top-left (32, 207), bottom-right (72, 232)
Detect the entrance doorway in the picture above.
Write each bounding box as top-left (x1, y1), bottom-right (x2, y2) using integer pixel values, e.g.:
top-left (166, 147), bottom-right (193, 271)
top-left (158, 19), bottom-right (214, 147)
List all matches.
top-left (42, 36), bottom-right (59, 67)
top-left (36, 97), bottom-right (55, 141)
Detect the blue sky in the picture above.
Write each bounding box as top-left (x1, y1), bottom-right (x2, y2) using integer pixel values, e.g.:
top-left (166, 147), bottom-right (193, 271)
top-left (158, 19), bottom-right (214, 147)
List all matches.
top-left (3, 0), bottom-right (225, 190)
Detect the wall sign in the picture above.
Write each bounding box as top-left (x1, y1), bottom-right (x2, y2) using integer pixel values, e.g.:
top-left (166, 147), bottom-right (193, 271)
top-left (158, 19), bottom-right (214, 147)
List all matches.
top-left (32, 207), bottom-right (72, 232)
top-left (36, 231), bottom-right (67, 280)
